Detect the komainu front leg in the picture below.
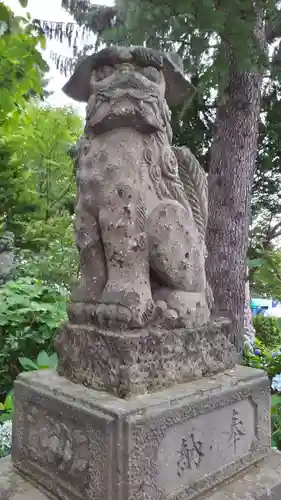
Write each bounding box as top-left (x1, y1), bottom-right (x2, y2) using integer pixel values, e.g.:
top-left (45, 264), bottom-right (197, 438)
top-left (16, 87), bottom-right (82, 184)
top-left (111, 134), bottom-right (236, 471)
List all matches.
top-left (68, 202), bottom-right (107, 324)
top-left (148, 201), bottom-right (210, 326)
top-left (95, 188), bottom-right (154, 328)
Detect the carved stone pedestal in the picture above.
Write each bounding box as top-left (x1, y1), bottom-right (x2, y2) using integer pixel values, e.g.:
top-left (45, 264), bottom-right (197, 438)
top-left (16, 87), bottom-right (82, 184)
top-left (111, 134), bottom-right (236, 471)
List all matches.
top-left (3, 451), bottom-right (281, 500)
top-left (12, 365), bottom-right (271, 500)
top-left (55, 318), bottom-right (236, 398)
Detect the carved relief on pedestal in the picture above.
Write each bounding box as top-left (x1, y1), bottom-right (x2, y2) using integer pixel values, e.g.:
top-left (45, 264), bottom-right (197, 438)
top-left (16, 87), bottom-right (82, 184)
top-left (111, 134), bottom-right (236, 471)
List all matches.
top-left (126, 380), bottom-right (270, 500)
top-left (156, 400), bottom-right (255, 497)
top-left (24, 407), bottom-right (90, 490)
top-left (13, 375), bottom-right (117, 500)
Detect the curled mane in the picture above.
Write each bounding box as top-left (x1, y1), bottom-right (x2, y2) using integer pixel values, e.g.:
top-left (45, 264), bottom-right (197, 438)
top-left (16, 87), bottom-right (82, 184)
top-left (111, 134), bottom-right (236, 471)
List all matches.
top-left (144, 131), bottom-right (208, 240)
top-left (172, 146), bottom-right (208, 238)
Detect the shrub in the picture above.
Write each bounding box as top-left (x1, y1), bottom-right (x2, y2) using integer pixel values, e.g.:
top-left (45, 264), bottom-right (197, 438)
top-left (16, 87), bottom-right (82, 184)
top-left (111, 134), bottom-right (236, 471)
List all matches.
top-left (0, 391), bottom-right (13, 424)
top-left (244, 340), bottom-right (281, 452)
top-left (272, 394), bottom-right (281, 450)
top-left (244, 338), bottom-right (281, 378)
top-left (253, 315), bottom-right (281, 348)
top-left (0, 421), bottom-right (12, 457)
top-left (0, 277), bottom-right (67, 394)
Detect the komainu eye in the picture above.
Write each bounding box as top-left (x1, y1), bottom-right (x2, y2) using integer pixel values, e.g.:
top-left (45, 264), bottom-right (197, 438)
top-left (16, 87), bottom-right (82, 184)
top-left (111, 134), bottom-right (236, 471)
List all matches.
top-left (95, 65), bottom-right (115, 81)
top-left (141, 66), bottom-right (160, 82)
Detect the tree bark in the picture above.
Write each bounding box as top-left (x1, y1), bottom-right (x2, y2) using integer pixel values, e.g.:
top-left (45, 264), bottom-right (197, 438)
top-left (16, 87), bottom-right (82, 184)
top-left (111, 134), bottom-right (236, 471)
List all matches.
top-left (206, 16), bottom-right (265, 358)
top-left (244, 267), bottom-right (255, 344)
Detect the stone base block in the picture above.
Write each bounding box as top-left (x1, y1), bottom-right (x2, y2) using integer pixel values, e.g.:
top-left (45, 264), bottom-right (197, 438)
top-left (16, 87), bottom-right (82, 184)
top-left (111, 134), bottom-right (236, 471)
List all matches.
top-left (0, 457), bottom-right (49, 500)
top-left (55, 317), bottom-right (235, 397)
top-left (12, 366), bottom-right (270, 500)
top-left (202, 450), bottom-right (281, 499)
top-left (3, 451), bottom-right (281, 500)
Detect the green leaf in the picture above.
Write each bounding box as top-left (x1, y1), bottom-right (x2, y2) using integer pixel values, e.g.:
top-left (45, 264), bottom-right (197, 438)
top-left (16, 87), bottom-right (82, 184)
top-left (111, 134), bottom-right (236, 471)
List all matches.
top-left (0, 403), bottom-right (5, 411)
top-left (4, 392), bottom-right (14, 412)
top-left (18, 0), bottom-right (28, 7)
top-left (247, 258), bottom-right (266, 268)
top-left (36, 350), bottom-right (50, 368)
top-left (49, 352), bottom-right (58, 368)
top-left (0, 3), bottom-right (10, 23)
top-left (272, 394), bottom-right (281, 407)
top-left (272, 433), bottom-right (278, 448)
top-left (18, 357), bottom-right (39, 371)
top-left (0, 413), bottom-right (12, 422)
top-left (38, 35), bottom-right (46, 50)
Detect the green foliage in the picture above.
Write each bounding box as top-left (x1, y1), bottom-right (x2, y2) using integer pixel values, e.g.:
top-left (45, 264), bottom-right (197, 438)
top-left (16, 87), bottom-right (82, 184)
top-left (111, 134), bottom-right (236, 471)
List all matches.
top-left (247, 257), bottom-right (266, 269)
top-left (0, 391), bottom-right (13, 423)
top-left (0, 348), bottom-right (58, 429)
top-left (1, 104), bottom-right (82, 241)
top-left (271, 394), bottom-right (281, 449)
top-left (244, 337), bottom-right (281, 378)
top-left (0, 3), bottom-right (82, 291)
top-left (19, 350), bottom-right (58, 371)
top-left (0, 2), bottom-right (47, 232)
top-left (245, 338), bottom-right (281, 451)
top-left (253, 89), bottom-right (281, 222)
top-left (170, 74), bottom-right (213, 168)
top-left (249, 82), bottom-right (281, 249)
top-left (0, 2), bottom-right (48, 126)
top-left (0, 104), bottom-right (82, 288)
top-left (253, 315), bottom-right (281, 348)
top-left (0, 277), bottom-right (67, 394)
top-left (0, 389), bottom-right (13, 456)
top-left (61, 0), bottom-right (277, 86)
top-left (17, 231), bottom-right (79, 290)
top-left (250, 250), bottom-right (281, 300)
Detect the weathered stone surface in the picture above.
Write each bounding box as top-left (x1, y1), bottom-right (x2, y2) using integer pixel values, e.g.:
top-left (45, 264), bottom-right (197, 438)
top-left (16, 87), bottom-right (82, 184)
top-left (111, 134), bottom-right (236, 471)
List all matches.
top-left (3, 451), bottom-right (281, 500)
top-left (60, 45), bottom-right (213, 333)
top-left (56, 317), bottom-right (235, 397)
top-left (62, 46), bottom-right (195, 107)
top-left (0, 457), bottom-right (49, 500)
top-left (201, 450), bottom-right (281, 500)
top-left (13, 366), bottom-right (270, 500)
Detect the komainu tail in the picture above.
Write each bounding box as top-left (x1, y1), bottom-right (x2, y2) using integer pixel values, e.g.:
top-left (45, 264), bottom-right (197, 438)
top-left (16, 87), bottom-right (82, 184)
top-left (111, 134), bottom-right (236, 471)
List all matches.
top-left (173, 146), bottom-right (208, 239)
top-left (173, 146), bottom-right (214, 310)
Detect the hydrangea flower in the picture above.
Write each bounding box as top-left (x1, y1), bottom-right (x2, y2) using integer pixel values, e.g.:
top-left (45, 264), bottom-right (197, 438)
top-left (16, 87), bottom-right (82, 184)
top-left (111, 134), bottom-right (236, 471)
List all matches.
top-left (272, 352), bottom-right (277, 359)
top-left (0, 420), bottom-right (12, 456)
top-left (271, 374), bottom-right (281, 392)
top-left (254, 348), bottom-right (261, 355)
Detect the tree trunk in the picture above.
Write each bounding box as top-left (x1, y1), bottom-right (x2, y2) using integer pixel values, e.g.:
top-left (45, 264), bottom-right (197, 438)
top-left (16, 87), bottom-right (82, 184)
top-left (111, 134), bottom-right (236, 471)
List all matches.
top-left (244, 267), bottom-right (255, 345)
top-left (206, 18), bottom-right (265, 358)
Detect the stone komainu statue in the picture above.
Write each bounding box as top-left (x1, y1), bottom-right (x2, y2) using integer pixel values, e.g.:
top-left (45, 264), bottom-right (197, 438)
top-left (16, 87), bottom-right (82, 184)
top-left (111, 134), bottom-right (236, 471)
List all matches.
top-left (63, 46), bottom-right (213, 329)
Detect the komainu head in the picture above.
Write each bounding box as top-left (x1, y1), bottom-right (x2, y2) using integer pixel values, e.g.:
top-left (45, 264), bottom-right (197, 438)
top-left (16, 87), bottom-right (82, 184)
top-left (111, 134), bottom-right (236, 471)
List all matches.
top-left (63, 46), bottom-right (194, 138)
